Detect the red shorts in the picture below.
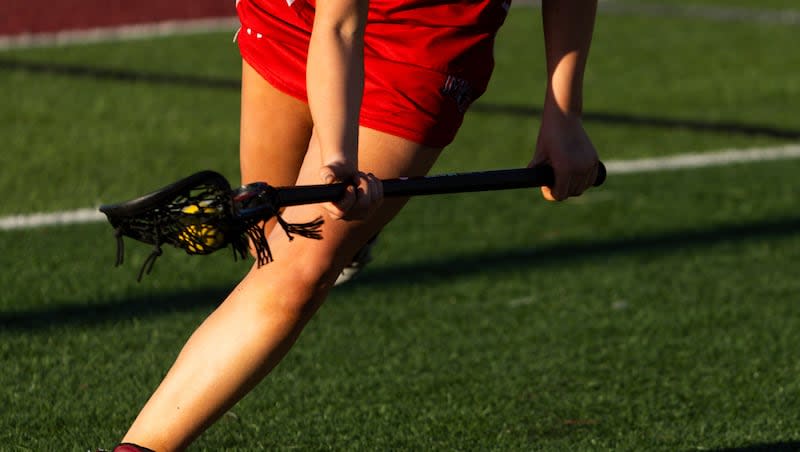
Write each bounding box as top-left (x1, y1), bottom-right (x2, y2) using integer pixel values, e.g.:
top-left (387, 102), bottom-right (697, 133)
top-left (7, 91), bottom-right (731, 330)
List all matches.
top-left (236, 0), bottom-right (510, 148)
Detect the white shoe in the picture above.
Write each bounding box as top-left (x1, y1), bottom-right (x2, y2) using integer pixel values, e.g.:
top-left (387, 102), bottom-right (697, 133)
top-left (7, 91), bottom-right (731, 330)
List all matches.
top-left (334, 236), bottom-right (377, 286)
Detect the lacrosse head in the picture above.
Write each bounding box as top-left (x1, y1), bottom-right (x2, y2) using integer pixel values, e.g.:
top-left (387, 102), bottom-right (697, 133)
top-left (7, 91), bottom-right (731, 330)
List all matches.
top-left (100, 170), bottom-right (323, 280)
top-left (99, 171), bottom-right (254, 281)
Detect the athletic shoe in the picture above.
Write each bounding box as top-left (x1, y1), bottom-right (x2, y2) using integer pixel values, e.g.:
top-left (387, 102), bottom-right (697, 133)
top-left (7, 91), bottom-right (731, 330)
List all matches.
top-left (116, 445), bottom-right (155, 452)
top-left (334, 235), bottom-right (378, 286)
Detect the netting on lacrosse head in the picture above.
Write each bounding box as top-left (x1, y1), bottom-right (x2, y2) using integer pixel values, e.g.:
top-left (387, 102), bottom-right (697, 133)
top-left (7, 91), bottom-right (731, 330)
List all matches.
top-left (100, 171), bottom-right (325, 281)
top-left (100, 171), bottom-right (246, 280)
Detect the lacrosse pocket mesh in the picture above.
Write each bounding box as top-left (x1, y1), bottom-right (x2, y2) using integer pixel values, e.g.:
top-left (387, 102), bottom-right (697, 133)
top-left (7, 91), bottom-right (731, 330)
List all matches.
top-left (99, 170), bottom-right (325, 281)
top-left (100, 171), bottom-right (250, 281)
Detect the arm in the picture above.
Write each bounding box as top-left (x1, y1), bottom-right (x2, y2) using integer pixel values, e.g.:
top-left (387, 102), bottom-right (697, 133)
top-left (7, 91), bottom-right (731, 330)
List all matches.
top-left (532, 0), bottom-right (600, 201)
top-left (307, 0), bottom-right (380, 219)
top-left (307, 0), bottom-right (368, 183)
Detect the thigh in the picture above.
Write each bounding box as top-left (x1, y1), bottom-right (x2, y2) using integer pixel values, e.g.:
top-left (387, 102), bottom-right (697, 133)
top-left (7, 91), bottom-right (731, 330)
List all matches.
top-left (239, 59), bottom-right (312, 187)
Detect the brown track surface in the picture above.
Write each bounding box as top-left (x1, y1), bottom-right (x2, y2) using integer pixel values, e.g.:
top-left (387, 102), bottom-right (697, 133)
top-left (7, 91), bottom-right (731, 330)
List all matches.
top-left (1, 0), bottom-right (235, 35)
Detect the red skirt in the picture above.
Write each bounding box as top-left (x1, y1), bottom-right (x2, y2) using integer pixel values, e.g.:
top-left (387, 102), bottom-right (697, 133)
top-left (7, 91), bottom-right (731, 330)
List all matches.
top-left (236, 0), bottom-right (510, 148)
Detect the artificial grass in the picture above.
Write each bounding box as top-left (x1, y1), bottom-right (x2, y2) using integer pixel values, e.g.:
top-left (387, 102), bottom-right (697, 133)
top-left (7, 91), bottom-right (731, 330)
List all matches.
top-left (2, 3), bottom-right (799, 451)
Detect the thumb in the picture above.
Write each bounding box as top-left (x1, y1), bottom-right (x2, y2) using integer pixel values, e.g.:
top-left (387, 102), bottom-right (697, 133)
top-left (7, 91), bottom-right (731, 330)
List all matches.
top-left (530, 149), bottom-right (556, 201)
top-left (320, 161), bottom-right (352, 185)
top-left (320, 166), bottom-right (337, 185)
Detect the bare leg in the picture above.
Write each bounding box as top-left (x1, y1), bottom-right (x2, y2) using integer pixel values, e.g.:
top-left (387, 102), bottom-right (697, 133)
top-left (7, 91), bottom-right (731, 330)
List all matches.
top-left (120, 61), bottom-right (442, 452)
top-left (239, 59), bottom-right (312, 188)
top-left (238, 60), bottom-right (312, 234)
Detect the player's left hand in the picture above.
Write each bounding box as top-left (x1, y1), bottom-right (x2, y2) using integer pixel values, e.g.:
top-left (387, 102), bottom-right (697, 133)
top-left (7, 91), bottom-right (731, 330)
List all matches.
top-left (530, 106), bottom-right (600, 202)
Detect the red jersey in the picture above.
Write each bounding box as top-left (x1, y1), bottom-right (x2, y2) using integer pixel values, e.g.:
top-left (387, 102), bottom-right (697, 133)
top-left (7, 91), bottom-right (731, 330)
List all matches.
top-left (285, 0), bottom-right (511, 79)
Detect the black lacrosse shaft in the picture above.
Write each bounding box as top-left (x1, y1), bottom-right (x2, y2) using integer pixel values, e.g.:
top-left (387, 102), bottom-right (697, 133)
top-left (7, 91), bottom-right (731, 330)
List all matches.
top-left (275, 163), bottom-right (606, 208)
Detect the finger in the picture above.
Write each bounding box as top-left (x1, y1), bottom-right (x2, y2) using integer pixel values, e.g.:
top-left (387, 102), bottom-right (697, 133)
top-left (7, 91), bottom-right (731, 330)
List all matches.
top-left (587, 163), bottom-right (600, 188)
top-left (353, 173), bottom-right (372, 213)
top-left (371, 173), bottom-right (384, 204)
top-left (319, 165), bottom-right (337, 185)
top-left (325, 184), bottom-right (356, 220)
top-left (550, 174), bottom-right (572, 202)
top-left (320, 161), bottom-right (354, 185)
top-left (540, 186), bottom-right (556, 202)
top-left (570, 165), bottom-right (600, 197)
top-left (531, 160), bottom-right (557, 202)
top-left (336, 173), bottom-right (370, 221)
top-left (367, 173), bottom-right (383, 213)
top-left (567, 174), bottom-right (589, 198)
top-left (342, 173), bottom-right (384, 220)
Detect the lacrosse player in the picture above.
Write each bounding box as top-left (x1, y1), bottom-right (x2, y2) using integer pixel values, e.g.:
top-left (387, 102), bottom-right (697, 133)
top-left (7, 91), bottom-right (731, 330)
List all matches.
top-left (109, 0), bottom-right (600, 450)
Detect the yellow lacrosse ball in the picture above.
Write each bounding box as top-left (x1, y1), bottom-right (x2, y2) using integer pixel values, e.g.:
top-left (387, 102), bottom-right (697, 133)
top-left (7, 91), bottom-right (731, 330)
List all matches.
top-left (181, 204), bottom-right (201, 215)
top-left (177, 224), bottom-right (224, 254)
top-left (181, 200), bottom-right (218, 216)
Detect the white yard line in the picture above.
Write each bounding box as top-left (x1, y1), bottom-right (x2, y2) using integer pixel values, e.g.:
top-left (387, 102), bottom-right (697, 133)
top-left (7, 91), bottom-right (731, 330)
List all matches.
top-left (2, 144), bottom-right (799, 232)
top-left (515, 0), bottom-right (800, 26)
top-left (0, 207), bottom-right (105, 231)
top-left (605, 143), bottom-right (800, 174)
top-left (598, 0), bottom-right (800, 26)
top-left (0, 17), bottom-right (239, 51)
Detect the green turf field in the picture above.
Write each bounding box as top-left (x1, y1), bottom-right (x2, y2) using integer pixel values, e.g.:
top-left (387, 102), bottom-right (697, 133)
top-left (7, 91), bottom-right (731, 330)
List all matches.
top-left (2, 2), bottom-right (799, 451)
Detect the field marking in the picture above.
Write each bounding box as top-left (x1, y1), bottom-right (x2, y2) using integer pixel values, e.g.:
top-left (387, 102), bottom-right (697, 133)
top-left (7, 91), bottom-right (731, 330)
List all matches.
top-left (0, 17), bottom-right (239, 51)
top-left (599, 1), bottom-right (800, 26)
top-left (516, 0), bottom-right (800, 26)
top-left (1, 144), bottom-right (799, 232)
top-left (0, 208), bottom-right (105, 231)
top-left (606, 144), bottom-right (800, 174)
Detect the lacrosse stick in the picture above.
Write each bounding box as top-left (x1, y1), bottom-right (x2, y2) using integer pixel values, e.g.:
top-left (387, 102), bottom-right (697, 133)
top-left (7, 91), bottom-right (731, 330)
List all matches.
top-left (100, 163), bottom-right (606, 280)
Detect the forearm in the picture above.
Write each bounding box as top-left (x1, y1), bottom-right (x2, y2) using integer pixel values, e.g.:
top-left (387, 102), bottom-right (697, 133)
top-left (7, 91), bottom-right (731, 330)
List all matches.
top-left (541, 0), bottom-right (597, 115)
top-left (307, 1), bottom-right (367, 176)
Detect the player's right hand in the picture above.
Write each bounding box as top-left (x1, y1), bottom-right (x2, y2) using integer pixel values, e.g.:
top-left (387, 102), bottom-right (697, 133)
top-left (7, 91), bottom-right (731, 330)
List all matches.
top-left (320, 164), bottom-right (384, 221)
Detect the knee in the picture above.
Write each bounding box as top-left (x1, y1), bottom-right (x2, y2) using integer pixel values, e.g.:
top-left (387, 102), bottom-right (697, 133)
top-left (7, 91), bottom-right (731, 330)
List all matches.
top-left (244, 250), bottom-right (341, 320)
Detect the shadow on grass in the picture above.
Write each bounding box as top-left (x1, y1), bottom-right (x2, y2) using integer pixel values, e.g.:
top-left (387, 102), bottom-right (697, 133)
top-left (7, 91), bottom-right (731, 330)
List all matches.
top-left (0, 286), bottom-right (232, 331)
top-left (0, 57), bottom-right (240, 89)
top-left (2, 57), bottom-right (799, 140)
top-left (472, 103), bottom-right (800, 141)
top-left (701, 441), bottom-right (800, 452)
top-left (1, 215), bottom-right (799, 331)
top-left (353, 215), bottom-right (800, 290)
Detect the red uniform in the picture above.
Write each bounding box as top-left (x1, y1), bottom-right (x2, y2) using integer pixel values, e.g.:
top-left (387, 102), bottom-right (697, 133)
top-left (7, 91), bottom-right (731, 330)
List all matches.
top-left (236, 0), bottom-right (511, 147)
